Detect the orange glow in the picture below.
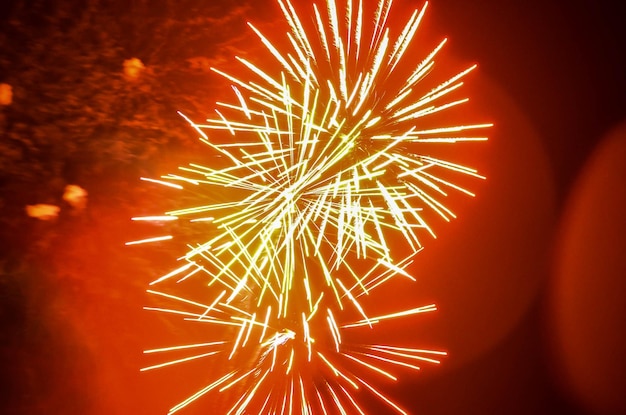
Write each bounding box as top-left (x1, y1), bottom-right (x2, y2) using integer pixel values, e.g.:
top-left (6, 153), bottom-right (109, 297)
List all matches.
top-left (131, 0), bottom-right (490, 412)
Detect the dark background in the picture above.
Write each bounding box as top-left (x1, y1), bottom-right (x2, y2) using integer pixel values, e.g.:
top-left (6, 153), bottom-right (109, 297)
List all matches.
top-left (1, 0), bottom-right (625, 414)
top-left (410, 2), bottom-right (626, 414)
top-left (433, 0), bottom-right (626, 200)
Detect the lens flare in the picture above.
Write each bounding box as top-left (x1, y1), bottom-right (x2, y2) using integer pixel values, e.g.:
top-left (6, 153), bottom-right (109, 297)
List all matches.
top-left (132, 0), bottom-right (489, 413)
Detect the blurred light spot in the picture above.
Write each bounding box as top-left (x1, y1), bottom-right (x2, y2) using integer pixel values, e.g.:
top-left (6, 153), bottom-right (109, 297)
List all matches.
top-left (551, 121), bottom-right (626, 414)
top-left (63, 184), bottom-right (88, 210)
top-left (0, 83), bottom-right (12, 105)
top-left (404, 72), bottom-right (556, 370)
top-left (26, 203), bottom-right (60, 220)
top-left (123, 57), bottom-right (146, 80)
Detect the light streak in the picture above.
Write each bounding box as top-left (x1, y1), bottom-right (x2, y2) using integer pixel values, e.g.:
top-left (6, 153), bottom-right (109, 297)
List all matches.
top-left (356, 376), bottom-right (409, 415)
top-left (133, 0), bottom-right (489, 413)
top-left (140, 350), bottom-right (220, 372)
top-left (131, 215), bottom-right (178, 221)
top-left (140, 177), bottom-right (184, 189)
top-left (125, 235), bottom-right (172, 246)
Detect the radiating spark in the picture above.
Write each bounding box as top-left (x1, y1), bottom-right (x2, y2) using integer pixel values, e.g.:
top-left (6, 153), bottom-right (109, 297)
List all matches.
top-left (125, 235), bottom-right (173, 246)
top-left (168, 372), bottom-right (236, 414)
top-left (140, 177), bottom-right (184, 189)
top-left (140, 350), bottom-right (220, 372)
top-left (149, 262), bottom-right (197, 285)
top-left (342, 352), bottom-right (397, 381)
top-left (341, 304), bottom-right (438, 328)
top-left (144, 341), bottom-right (227, 354)
top-left (131, 215), bottom-right (179, 221)
top-left (355, 376), bottom-right (408, 415)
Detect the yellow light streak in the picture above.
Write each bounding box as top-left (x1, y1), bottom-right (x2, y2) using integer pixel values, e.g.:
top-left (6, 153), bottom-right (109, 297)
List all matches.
top-left (140, 177), bottom-right (183, 189)
top-left (355, 351), bottom-right (422, 371)
top-left (149, 262), bottom-right (196, 285)
top-left (168, 372), bottom-right (235, 414)
top-left (144, 341), bottom-right (227, 354)
top-left (355, 376), bottom-right (408, 415)
top-left (125, 235), bottom-right (172, 246)
top-left (219, 368), bottom-right (256, 392)
top-left (342, 352), bottom-right (397, 380)
top-left (342, 304), bottom-right (438, 328)
top-left (140, 351), bottom-right (220, 372)
top-left (339, 384), bottom-right (367, 415)
top-left (131, 215), bottom-right (178, 222)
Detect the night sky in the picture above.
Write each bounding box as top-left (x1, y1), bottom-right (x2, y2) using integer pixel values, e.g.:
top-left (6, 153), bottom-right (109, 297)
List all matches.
top-left (1, 0), bottom-right (625, 414)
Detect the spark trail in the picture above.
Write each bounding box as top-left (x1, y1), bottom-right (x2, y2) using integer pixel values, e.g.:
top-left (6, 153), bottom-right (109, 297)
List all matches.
top-left (132, 0), bottom-right (489, 413)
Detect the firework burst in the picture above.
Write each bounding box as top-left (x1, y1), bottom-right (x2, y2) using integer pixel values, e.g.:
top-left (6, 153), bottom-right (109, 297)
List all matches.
top-left (130, 0), bottom-right (490, 413)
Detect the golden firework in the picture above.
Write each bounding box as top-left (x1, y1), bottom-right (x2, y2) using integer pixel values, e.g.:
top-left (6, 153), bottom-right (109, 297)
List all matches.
top-left (131, 0), bottom-right (490, 413)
